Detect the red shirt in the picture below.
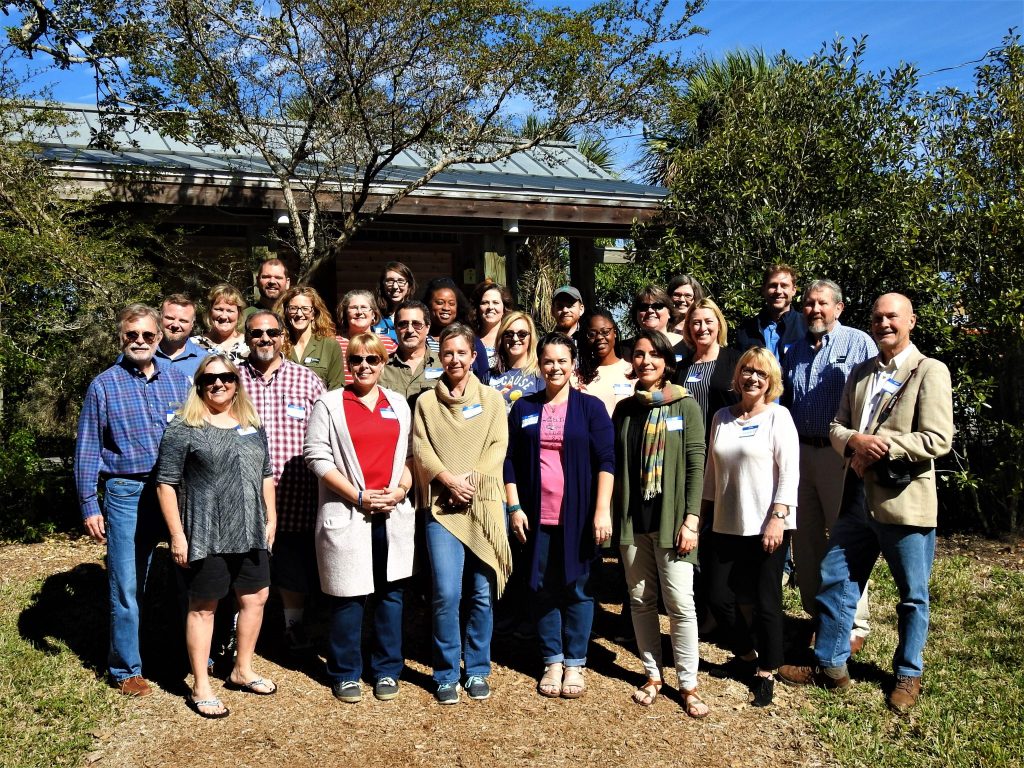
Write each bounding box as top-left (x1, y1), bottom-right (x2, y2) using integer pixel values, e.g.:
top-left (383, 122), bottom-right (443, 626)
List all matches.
top-left (342, 387), bottom-right (400, 489)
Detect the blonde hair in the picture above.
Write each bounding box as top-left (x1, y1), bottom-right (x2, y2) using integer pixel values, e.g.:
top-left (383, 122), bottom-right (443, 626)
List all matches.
top-left (732, 347), bottom-right (784, 403)
top-left (346, 332), bottom-right (388, 364)
top-left (178, 355), bottom-right (262, 429)
top-left (496, 311), bottom-right (539, 377)
top-left (204, 284), bottom-right (248, 334)
top-left (682, 297), bottom-right (729, 348)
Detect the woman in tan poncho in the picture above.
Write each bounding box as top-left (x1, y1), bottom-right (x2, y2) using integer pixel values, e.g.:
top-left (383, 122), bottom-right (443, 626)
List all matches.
top-left (413, 323), bottom-right (511, 705)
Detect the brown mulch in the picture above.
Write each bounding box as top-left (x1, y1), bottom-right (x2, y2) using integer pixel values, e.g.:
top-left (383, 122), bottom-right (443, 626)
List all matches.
top-left (8, 530), bottom-right (1018, 768)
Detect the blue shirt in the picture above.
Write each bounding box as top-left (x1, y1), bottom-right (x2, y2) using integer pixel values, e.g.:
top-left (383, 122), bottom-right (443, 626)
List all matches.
top-left (783, 321), bottom-right (877, 438)
top-left (372, 316), bottom-right (398, 343)
top-left (75, 359), bottom-right (191, 519)
top-left (155, 338), bottom-right (212, 381)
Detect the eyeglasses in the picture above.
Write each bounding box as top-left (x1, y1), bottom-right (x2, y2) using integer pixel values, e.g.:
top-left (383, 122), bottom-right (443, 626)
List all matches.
top-left (502, 330), bottom-right (530, 341)
top-left (123, 330), bottom-right (159, 344)
top-left (349, 354), bottom-right (383, 366)
top-left (196, 371), bottom-right (238, 387)
top-left (585, 328), bottom-right (614, 339)
top-left (247, 327), bottom-right (283, 338)
top-left (396, 320), bottom-right (426, 331)
top-left (384, 278), bottom-right (408, 287)
top-left (286, 306), bottom-right (314, 316)
top-left (740, 367), bottom-right (770, 381)
top-left (637, 302), bottom-right (667, 313)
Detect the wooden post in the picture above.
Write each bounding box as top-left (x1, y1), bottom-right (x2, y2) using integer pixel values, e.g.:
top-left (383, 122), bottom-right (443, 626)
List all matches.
top-left (569, 237), bottom-right (596, 308)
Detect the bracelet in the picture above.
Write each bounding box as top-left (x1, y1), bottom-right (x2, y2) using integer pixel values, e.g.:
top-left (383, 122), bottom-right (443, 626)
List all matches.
top-left (683, 524), bottom-right (698, 534)
top-left (357, 490), bottom-right (363, 509)
top-left (507, 504), bottom-right (523, 515)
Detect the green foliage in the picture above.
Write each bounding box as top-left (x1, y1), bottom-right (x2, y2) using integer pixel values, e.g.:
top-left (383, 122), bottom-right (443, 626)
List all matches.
top-left (0, 430), bottom-right (76, 542)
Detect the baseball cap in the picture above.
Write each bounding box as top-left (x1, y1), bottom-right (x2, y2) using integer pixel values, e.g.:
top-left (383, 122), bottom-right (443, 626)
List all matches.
top-left (552, 285), bottom-right (583, 304)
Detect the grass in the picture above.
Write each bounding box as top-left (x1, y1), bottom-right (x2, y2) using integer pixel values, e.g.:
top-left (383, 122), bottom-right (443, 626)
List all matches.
top-left (797, 556), bottom-right (1024, 768)
top-left (0, 566), bottom-right (122, 768)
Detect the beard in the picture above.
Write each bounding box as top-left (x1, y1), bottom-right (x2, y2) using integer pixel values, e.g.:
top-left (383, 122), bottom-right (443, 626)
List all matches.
top-left (123, 346), bottom-right (156, 367)
top-left (251, 344), bottom-right (278, 363)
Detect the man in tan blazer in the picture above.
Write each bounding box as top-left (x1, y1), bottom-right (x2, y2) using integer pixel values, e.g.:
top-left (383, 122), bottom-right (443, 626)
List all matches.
top-left (779, 293), bottom-right (953, 713)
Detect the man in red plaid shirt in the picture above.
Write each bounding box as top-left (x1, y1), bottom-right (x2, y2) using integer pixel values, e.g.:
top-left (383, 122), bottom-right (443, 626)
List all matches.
top-left (240, 309), bottom-right (326, 652)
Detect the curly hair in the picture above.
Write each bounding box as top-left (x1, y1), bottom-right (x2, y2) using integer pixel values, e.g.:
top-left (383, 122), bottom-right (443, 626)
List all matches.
top-left (275, 286), bottom-right (337, 355)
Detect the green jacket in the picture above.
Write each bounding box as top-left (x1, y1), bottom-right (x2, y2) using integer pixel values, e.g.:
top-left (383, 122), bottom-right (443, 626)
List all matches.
top-left (612, 394), bottom-right (706, 564)
top-left (288, 335), bottom-right (345, 390)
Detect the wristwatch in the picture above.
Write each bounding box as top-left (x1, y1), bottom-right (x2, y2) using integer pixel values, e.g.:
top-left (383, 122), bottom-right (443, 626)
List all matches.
top-left (771, 507), bottom-right (789, 520)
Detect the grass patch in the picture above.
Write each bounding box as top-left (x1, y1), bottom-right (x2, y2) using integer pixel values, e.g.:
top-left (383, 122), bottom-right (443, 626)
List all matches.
top-left (0, 570), bottom-right (122, 768)
top-left (801, 556), bottom-right (1024, 768)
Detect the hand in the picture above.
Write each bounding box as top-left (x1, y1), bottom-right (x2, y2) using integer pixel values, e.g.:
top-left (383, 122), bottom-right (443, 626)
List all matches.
top-left (593, 509), bottom-right (612, 545)
top-left (510, 510), bottom-right (529, 544)
top-left (266, 519), bottom-right (277, 551)
top-left (84, 515), bottom-right (106, 544)
top-left (364, 488), bottom-right (404, 513)
top-left (445, 472), bottom-right (476, 505)
top-left (848, 433), bottom-right (890, 462)
top-left (851, 453), bottom-right (874, 478)
top-left (676, 522), bottom-right (698, 556)
top-left (169, 532), bottom-right (189, 568)
top-left (762, 516), bottom-right (785, 554)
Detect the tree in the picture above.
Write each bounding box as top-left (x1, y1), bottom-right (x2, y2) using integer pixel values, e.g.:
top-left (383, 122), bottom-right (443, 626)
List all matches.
top-left (6, 0), bottom-right (707, 282)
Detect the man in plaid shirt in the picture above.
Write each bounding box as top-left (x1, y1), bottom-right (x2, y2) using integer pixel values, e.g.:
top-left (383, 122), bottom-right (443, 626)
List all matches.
top-left (75, 304), bottom-right (190, 697)
top-left (239, 309), bottom-right (326, 652)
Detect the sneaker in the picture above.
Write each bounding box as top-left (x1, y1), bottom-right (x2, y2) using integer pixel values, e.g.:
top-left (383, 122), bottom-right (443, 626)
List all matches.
top-left (285, 623), bottom-right (313, 653)
top-left (435, 681), bottom-right (461, 705)
top-left (751, 675), bottom-right (774, 707)
top-left (331, 680), bottom-right (362, 703)
top-left (464, 675), bottom-right (491, 701)
top-left (374, 676), bottom-right (400, 701)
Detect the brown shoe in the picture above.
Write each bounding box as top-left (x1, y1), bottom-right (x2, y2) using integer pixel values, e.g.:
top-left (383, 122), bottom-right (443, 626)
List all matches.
top-left (116, 675), bottom-right (153, 697)
top-left (888, 675), bottom-right (921, 713)
top-left (849, 634), bottom-right (867, 656)
top-left (777, 664), bottom-right (851, 690)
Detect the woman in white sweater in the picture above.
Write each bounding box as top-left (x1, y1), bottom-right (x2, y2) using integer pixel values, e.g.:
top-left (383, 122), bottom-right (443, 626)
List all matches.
top-left (701, 346), bottom-right (799, 707)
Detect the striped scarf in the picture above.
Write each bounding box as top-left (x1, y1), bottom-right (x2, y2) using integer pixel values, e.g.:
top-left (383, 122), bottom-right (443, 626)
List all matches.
top-left (634, 383), bottom-right (690, 500)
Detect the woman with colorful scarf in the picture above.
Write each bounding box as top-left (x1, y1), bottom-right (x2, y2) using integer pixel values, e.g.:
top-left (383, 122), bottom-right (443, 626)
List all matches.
top-left (612, 329), bottom-right (708, 718)
top-left (505, 332), bottom-right (615, 699)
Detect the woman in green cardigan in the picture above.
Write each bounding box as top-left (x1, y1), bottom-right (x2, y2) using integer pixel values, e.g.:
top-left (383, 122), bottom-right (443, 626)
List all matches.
top-left (612, 328), bottom-right (708, 718)
top-left (276, 286), bottom-right (345, 390)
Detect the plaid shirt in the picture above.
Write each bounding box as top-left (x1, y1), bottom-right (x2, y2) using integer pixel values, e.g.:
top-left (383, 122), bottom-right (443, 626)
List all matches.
top-left (239, 359), bottom-right (325, 533)
top-left (75, 359), bottom-right (191, 519)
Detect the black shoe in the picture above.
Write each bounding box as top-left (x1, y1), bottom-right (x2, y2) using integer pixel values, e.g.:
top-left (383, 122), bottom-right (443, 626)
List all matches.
top-left (710, 655), bottom-right (756, 680)
top-left (751, 675), bottom-right (774, 707)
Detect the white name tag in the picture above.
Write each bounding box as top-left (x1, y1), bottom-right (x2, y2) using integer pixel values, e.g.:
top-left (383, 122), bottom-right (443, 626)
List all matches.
top-left (425, 367), bottom-right (444, 380)
top-left (303, 356), bottom-right (320, 365)
top-left (286, 403), bottom-right (306, 420)
top-left (521, 414), bottom-right (539, 428)
top-left (613, 382), bottom-right (633, 395)
top-left (463, 403), bottom-right (483, 419)
top-left (666, 416), bottom-right (684, 431)
top-left (236, 426), bottom-right (257, 435)
top-left (380, 407), bottom-right (398, 420)
top-left (740, 424), bottom-right (759, 437)
top-left (881, 377), bottom-right (903, 395)
top-left (685, 373), bottom-right (702, 383)
top-left (675, 354), bottom-right (684, 362)
top-left (166, 409), bottom-right (176, 423)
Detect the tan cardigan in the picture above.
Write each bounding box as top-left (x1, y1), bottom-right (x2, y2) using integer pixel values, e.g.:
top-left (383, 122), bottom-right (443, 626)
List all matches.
top-left (412, 374), bottom-right (512, 594)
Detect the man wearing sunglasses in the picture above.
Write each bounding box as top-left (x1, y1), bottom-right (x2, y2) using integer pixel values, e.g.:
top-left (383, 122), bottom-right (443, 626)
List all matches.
top-left (734, 264), bottom-right (807, 363)
top-left (379, 300), bottom-right (444, 407)
top-left (239, 310), bottom-right (325, 653)
top-left (75, 304), bottom-right (191, 697)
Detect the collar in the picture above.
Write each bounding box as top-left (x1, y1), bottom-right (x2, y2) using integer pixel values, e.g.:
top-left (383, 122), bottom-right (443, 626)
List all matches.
top-left (758, 307), bottom-right (793, 328)
top-left (118, 356), bottom-right (163, 379)
top-left (156, 338), bottom-right (203, 361)
top-left (876, 343), bottom-right (917, 373)
top-left (389, 348), bottom-right (434, 369)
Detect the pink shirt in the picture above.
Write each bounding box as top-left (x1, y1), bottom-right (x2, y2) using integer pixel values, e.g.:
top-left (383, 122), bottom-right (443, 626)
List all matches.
top-left (539, 400), bottom-right (569, 525)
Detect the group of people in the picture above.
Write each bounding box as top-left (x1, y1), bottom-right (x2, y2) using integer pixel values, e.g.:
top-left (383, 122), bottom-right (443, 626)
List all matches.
top-left (75, 258), bottom-right (953, 719)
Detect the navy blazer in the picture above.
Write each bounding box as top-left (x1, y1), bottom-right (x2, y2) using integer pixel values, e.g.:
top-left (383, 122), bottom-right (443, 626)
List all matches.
top-left (504, 387), bottom-right (615, 589)
top-left (734, 308), bottom-right (807, 362)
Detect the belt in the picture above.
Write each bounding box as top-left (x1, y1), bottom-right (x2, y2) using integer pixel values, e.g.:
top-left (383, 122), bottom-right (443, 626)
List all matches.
top-left (102, 472), bottom-right (151, 481)
top-left (798, 435), bottom-right (831, 448)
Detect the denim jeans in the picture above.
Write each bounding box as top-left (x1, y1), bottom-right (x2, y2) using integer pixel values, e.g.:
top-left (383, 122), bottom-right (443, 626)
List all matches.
top-left (816, 473), bottom-right (936, 677)
top-left (103, 477), bottom-right (163, 682)
top-left (425, 517), bottom-right (495, 685)
top-left (326, 518), bottom-right (405, 683)
top-left (621, 532), bottom-right (699, 689)
top-left (531, 526), bottom-right (594, 667)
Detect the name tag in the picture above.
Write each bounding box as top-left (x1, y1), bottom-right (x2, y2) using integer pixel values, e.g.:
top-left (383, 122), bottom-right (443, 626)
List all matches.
top-left (521, 414), bottom-right (539, 428)
top-left (166, 409), bottom-right (176, 423)
top-left (685, 373), bottom-right (702, 383)
top-left (425, 367), bottom-right (444, 380)
top-left (835, 354), bottom-right (848, 364)
top-left (740, 424), bottom-right (759, 437)
top-left (286, 403), bottom-right (306, 420)
top-left (463, 403), bottom-right (483, 419)
top-left (236, 426), bottom-right (257, 435)
top-left (666, 416), bottom-right (684, 432)
top-left (613, 382), bottom-right (633, 395)
top-left (881, 377), bottom-right (903, 395)
top-left (675, 354), bottom-right (684, 362)
top-left (303, 356), bottom-right (320, 365)
top-left (380, 406), bottom-right (398, 420)
top-left (782, 344), bottom-right (792, 355)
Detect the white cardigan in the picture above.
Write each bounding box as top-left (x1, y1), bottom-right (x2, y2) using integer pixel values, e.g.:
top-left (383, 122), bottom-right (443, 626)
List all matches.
top-left (303, 386), bottom-right (416, 597)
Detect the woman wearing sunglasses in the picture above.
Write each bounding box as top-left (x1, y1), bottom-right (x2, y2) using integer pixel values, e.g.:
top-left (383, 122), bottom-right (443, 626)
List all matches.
top-left (304, 333), bottom-right (416, 704)
top-left (626, 285), bottom-right (688, 360)
top-left (195, 284), bottom-right (250, 364)
top-left (155, 354), bottom-right (277, 719)
top-left (275, 286), bottom-right (344, 390)
top-left (489, 311), bottom-right (544, 411)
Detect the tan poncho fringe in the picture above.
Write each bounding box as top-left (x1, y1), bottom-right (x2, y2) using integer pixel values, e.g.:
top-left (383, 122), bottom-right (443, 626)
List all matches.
top-left (412, 374), bottom-right (512, 595)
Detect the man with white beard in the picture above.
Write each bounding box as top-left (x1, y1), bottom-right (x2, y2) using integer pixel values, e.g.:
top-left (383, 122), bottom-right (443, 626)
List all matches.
top-left (239, 310), bottom-right (325, 652)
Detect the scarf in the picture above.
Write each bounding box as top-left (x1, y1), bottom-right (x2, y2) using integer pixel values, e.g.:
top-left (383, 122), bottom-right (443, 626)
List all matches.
top-left (633, 383), bottom-right (690, 500)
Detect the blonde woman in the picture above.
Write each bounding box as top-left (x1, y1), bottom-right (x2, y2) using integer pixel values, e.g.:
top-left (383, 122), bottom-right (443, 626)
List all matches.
top-left (156, 354), bottom-right (277, 718)
top-left (489, 311), bottom-right (544, 410)
top-left (195, 284), bottom-right (249, 364)
top-left (276, 286), bottom-right (345, 389)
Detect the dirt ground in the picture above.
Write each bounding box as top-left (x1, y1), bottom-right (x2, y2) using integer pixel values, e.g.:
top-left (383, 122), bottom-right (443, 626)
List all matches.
top-left (6, 533), bottom-right (1021, 768)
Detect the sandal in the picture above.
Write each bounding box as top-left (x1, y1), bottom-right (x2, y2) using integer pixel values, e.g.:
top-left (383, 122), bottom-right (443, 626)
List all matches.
top-left (538, 663), bottom-right (563, 698)
top-left (631, 678), bottom-right (662, 707)
top-left (561, 666), bottom-right (586, 699)
top-left (225, 676), bottom-right (277, 695)
top-left (681, 686), bottom-right (710, 719)
top-left (187, 694), bottom-right (230, 719)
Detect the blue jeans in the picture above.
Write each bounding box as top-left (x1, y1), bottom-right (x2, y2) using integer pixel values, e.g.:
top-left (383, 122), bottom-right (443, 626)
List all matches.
top-left (816, 473), bottom-right (935, 677)
top-left (103, 477), bottom-right (163, 682)
top-left (326, 518), bottom-right (405, 683)
top-left (531, 526), bottom-right (594, 667)
top-left (425, 517), bottom-right (495, 685)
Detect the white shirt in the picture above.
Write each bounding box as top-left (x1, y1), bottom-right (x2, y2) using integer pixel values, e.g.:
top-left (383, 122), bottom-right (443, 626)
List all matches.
top-left (857, 344), bottom-right (918, 434)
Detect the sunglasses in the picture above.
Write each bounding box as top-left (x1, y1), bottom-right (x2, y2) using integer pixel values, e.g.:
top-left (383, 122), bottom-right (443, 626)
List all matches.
top-left (196, 371), bottom-right (238, 387)
top-left (502, 330), bottom-right (530, 341)
top-left (349, 354), bottom-right (383, 366)
top-left (247, 327), bottom-right (283, 338)
top-left (123, 330), bottom-right (158, 344)
top-left (396, 320), bottom-right (426, 331)
top-left (637, 302), bottom-right (667, 313)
